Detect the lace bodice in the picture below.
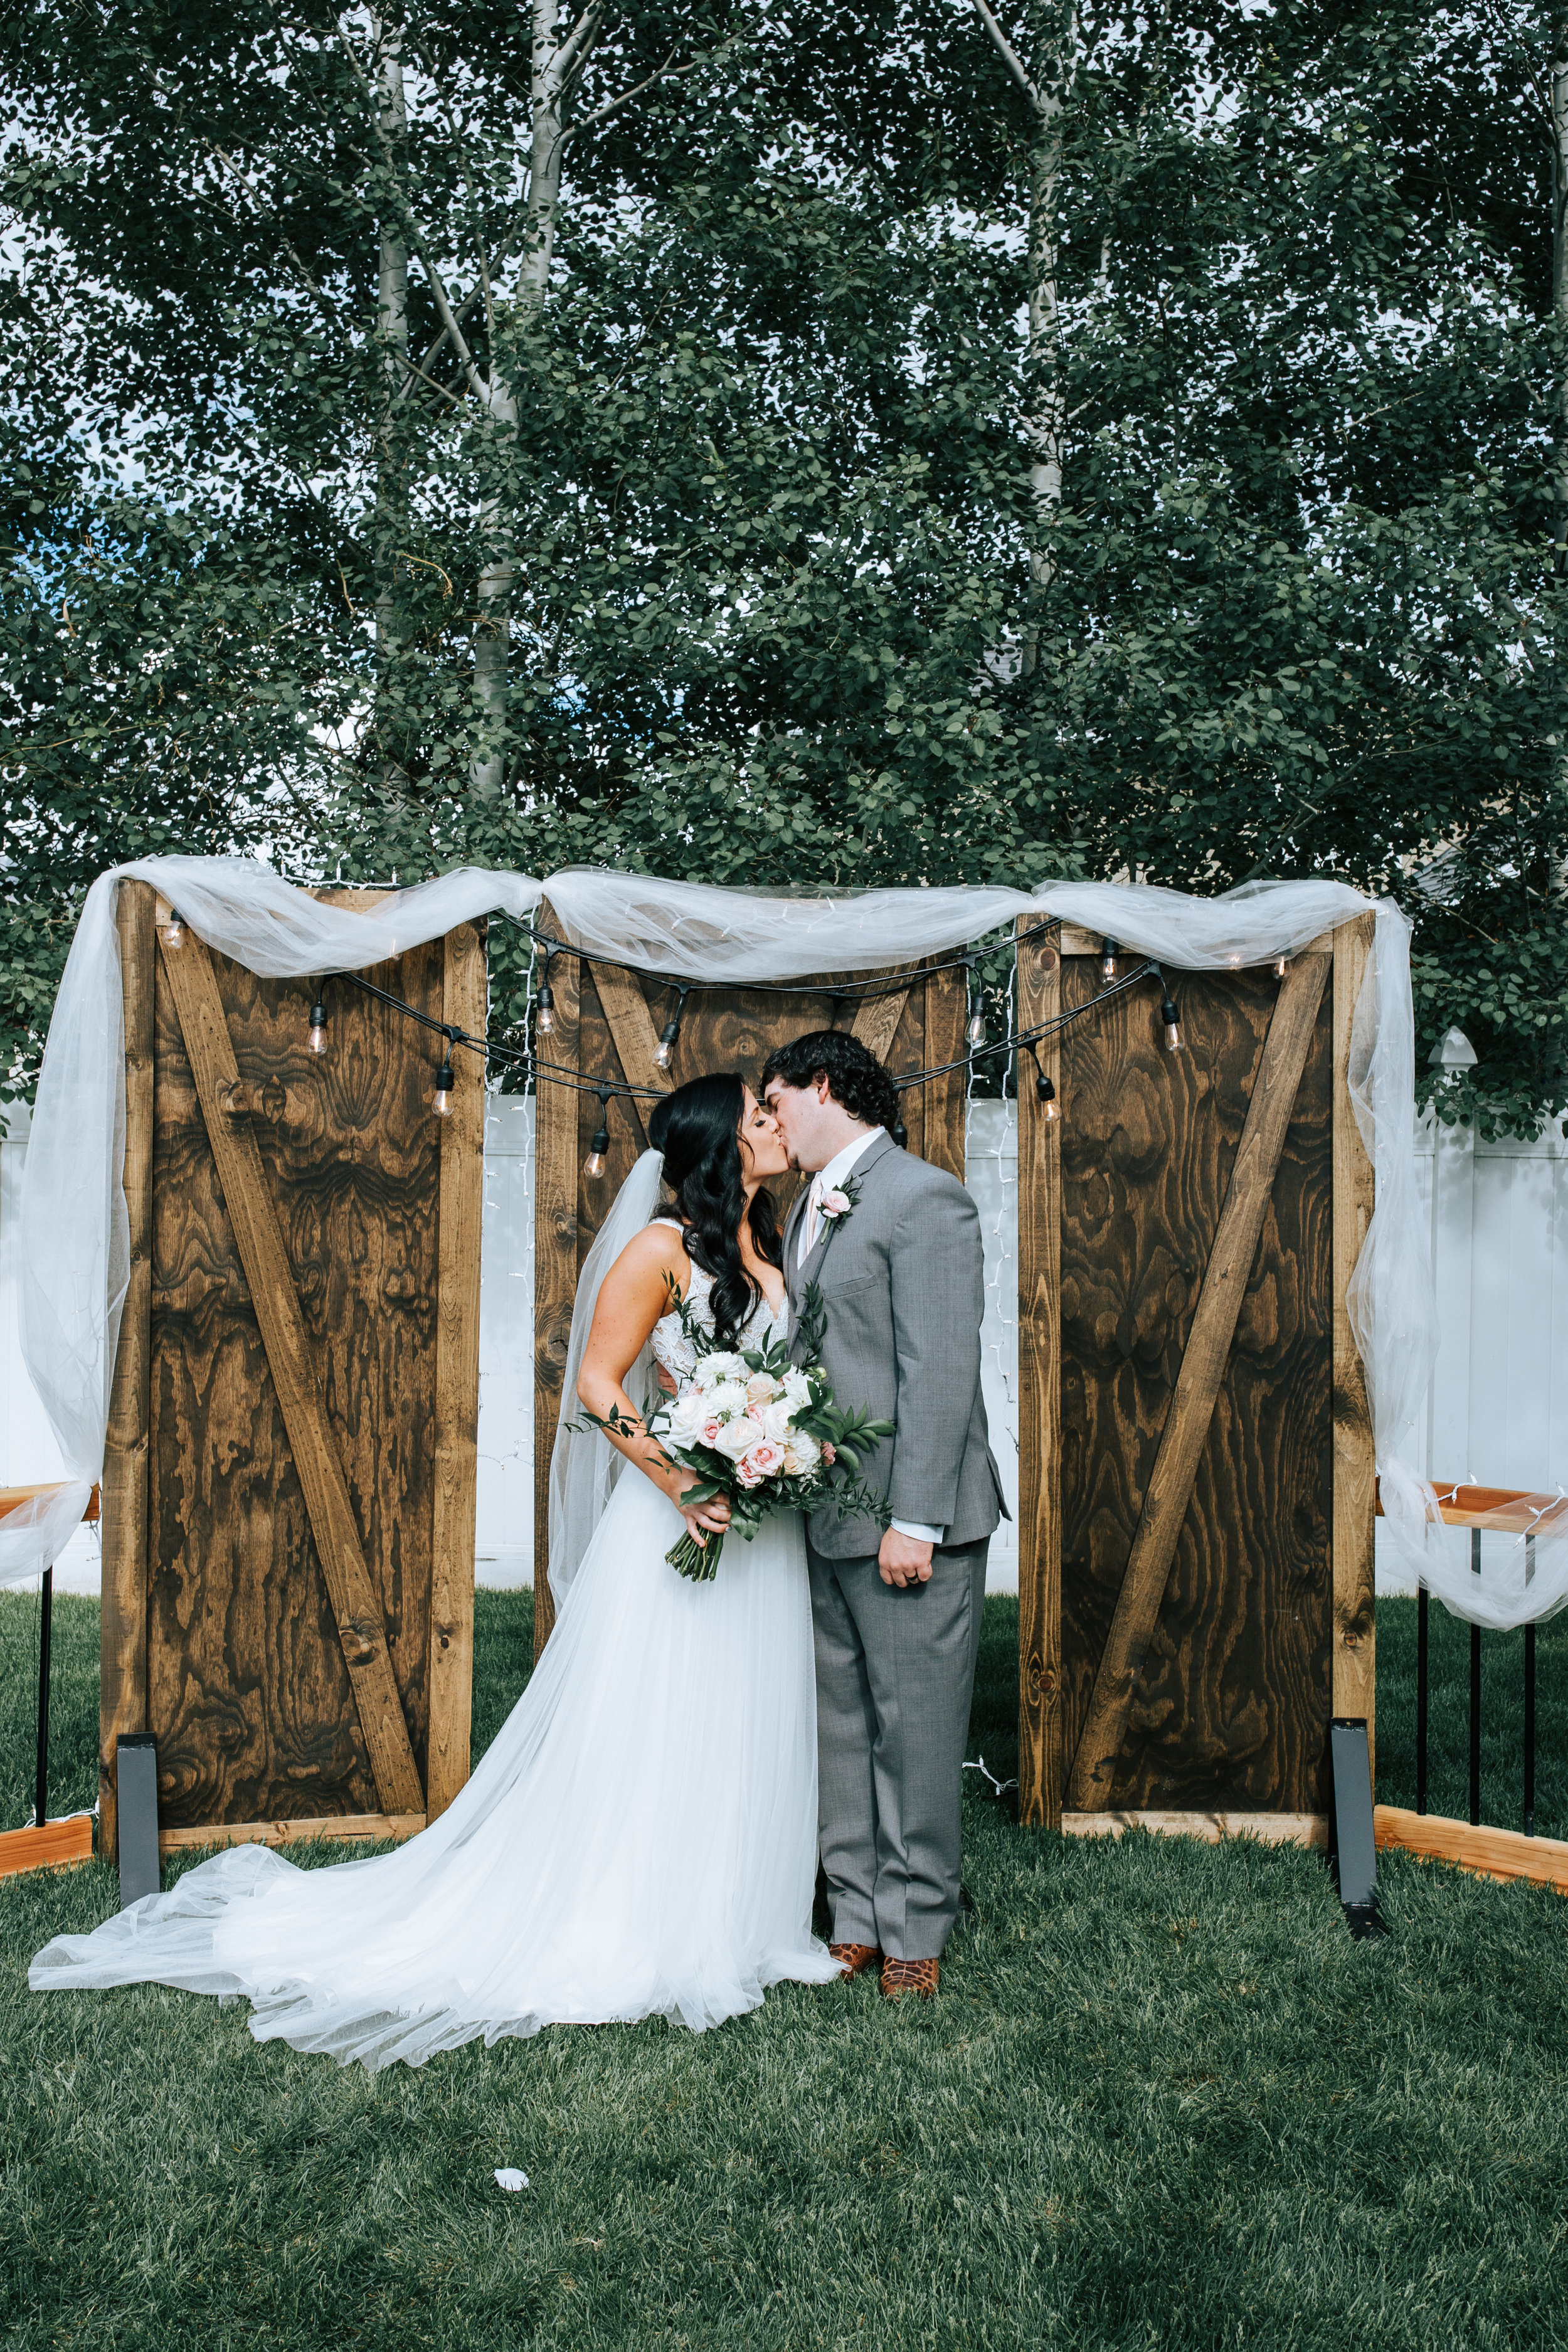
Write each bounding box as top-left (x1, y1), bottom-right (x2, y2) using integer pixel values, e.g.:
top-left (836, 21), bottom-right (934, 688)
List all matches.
top-left (649, 1219), bottom-right (787, 1383)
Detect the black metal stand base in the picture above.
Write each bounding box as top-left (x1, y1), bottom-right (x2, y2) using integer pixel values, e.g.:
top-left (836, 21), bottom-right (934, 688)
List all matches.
top-left (1327, 1716), bottom-right (1386, 1942)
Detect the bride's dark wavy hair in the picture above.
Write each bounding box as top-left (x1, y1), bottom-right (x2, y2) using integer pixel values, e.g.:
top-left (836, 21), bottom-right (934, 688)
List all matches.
top-left (647, 1073), bottom-right (782, 1349)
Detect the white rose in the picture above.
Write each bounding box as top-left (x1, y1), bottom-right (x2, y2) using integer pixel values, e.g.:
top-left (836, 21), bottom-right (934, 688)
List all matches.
top-left (760, 1397), bottom-right (795, 1445)
top-left (746, 1371), bottom-right (780, 1406)
top-left (662, 1392), bottom-right (707, 1445)
top-left (714, 1413), bottom-right (765, 1461)
top-left (782, 1368), bottom-right (812, 1407)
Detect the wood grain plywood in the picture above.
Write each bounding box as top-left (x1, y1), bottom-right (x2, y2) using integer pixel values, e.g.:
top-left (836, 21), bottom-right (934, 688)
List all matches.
top-left (1057, 961), bottom-right (1335, 1816)
top-left (147, 940), bottom-right (444, 1830)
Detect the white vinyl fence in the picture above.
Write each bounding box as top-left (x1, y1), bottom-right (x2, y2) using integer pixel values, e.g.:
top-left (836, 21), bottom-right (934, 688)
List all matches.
top-left (4, 1098), bottom-right (1562, 1600)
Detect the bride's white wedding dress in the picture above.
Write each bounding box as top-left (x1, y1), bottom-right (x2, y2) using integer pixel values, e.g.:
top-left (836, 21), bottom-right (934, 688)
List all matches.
top-left (30, 1240), bottom-right (839, 2069)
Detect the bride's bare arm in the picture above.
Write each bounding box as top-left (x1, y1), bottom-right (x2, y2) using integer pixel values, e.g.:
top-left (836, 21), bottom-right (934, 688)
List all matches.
top-left (576, 1227), bottom-right (732, 1539)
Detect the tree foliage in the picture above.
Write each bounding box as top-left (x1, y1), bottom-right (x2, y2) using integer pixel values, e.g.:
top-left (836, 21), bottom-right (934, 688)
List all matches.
top-left (1, 0), bottom-right (1564, 1131)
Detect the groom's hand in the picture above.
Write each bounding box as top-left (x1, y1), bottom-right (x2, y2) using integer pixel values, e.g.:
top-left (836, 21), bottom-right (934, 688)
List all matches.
top-left (878, 1529), bottom-right (934, 1588)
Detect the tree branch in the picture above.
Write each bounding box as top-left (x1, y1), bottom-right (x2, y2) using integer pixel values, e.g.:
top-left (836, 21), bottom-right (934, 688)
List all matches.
top-left (567, 38), bottom-right (729, 143)
top-left (544, 0), bottom-right (608, 109)
top-left (335, 22), bottom-right (495, 408)
top-left (968, 0), bottom-right (1046, 115)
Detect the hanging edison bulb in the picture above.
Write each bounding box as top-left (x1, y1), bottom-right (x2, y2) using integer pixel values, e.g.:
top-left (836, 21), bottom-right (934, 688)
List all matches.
top-left (1272, 953), bottom-right (1290, 980)
top-left (1099, 936), bottom-right (1118, 983)
top-left (891, 1112), bottom-right (908, 1148)
top-left (307, 993), bottom-right (329, 1055)
top-left (1035, 1071), bottom-right (1061, 1125)
top-left (964, 971), bottom-right (987, 1051)
top-left (535, 975), bottom-right (556, 1037)
top-left (584, 1090), bottom-right (612, 1179)
top-left (1161, 988), bottom-right (1184, 1052)
top-left (433, 1052), bottom-right (457, 1116)
top-left (653, 987), bottom-right (687, 1073)
top-left (161, 908), bottom-right (187, 949)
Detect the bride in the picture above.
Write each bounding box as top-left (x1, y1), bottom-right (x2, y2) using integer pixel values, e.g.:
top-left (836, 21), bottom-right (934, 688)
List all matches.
top-left (31, 1073), bottom-right (840, 2068)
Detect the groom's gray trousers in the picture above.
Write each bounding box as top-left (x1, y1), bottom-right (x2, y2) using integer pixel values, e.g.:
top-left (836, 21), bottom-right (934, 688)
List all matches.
top-left (808, 1534), bottom-right (989, 1962)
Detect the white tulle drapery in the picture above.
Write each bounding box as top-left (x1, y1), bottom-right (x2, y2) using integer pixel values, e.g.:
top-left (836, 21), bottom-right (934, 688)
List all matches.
top-left (8, 852), bottom-right (1547, 1628)
top-left (548, 1147), bottom-right (665, 1610)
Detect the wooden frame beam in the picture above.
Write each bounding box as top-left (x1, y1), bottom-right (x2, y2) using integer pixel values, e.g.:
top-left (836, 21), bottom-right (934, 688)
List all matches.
top-left (532, 905), bottom-right (580, 1656)
top-left (426, 920), bottom-right (486, 1821)
top-left (1062, 1809), bottom-right (1328, 1849)
top-left (100, 878), bottom-right (155, 1864)
top-left (1332, 914), bottom-right (1377, 1772)
top-left (159, 1811), bottom-right (426, 1855)
top-left (1016, 921), bottom-right (1062, 1828)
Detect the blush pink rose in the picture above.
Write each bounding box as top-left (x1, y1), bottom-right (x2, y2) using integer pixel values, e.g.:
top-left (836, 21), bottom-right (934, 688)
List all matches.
top-left (746, 1441), bottom-right (784, 1480)
top-left (701, 1419), bottom-right (721, 1445)
top-left (819, 1187), bottom-right (851, 1219)
top-left (736, 1456), bottom-right (765, 1488)
top-left (820, 1441), bottom-right (836, 1466)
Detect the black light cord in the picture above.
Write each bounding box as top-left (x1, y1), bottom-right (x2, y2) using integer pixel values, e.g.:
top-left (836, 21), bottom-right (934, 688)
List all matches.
top-left (329, 952), bottom-right (1166, 1102)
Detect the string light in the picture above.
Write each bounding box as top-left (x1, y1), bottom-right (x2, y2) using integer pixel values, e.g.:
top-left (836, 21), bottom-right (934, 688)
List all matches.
top-left (1272, 953), bottom-right (1290, 979)
top-left (964, 968), bottom-right (987, 1051)
top-left (307, 991), bottom-right (329, 1055)
top-left (1099, 936), bottom-right (1118, 983)
top-left (654, 984), bottom-right (691, 1073)
top-left (535, 953), bottom-right (556, 1037)
top-left (584, 1088), bottom-right (612, 1180)
top-left (331, 928), bottom-right (1183, 1128)
top-left (891, 1114), bottom-right (908, 1148)
top-left (1157, 971), bottom-right (1184, 1052)
top-left (161, 909), bottom-right (187, 949)
top-left (433, 1043), bottom-right (457, 1117)
top-left (1027, 1046), bottom-right (1062, 1124)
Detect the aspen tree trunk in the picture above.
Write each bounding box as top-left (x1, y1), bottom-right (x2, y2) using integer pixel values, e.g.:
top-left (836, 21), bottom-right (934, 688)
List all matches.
top-left (973, 0), bottom-right (1074, 677)
top-left (374, 16), bottom-right (409, 682)
top-left (468, 0), bottom-right (588, 801)
top-left (1552, 16), bottom-right (1568, 576)
top-left (1022, 28), bottom-right (1066, 675)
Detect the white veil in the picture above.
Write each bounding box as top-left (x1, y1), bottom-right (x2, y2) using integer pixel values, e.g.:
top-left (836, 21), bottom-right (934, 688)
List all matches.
top-left (546, 1147), bottom-right (667, 1612)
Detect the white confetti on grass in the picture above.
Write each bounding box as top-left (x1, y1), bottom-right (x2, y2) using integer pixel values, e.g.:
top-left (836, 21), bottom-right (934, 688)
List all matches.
top-left (494, 2168), bottom-right (529, 2193)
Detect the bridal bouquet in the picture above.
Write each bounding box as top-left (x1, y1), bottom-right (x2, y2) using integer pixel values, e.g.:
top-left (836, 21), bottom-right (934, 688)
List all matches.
top-left (580, 1283), bottom-right (893, 1582)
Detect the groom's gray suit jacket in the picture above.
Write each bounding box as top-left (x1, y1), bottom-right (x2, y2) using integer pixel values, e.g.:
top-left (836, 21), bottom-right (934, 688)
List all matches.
top-left (782, 1131), bottom-right (1007, 1559)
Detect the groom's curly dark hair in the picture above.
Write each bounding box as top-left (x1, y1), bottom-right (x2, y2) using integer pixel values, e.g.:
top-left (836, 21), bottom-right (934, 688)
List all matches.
top-left (760, 1029), bottom-right (901, 1135)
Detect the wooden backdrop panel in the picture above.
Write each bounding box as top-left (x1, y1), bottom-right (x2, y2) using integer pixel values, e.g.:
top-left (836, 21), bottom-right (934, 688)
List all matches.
top-left (140, 921), bottom-right (480, 1836)
top-left (1056, 960), bottom-right (1335, 1816)
top-left (532, 952), bottom-right (966, 1653)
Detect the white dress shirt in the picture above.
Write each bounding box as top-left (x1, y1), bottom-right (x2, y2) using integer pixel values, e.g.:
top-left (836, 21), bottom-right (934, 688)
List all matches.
top-left (796, 1125), bottom-right (941, 1548)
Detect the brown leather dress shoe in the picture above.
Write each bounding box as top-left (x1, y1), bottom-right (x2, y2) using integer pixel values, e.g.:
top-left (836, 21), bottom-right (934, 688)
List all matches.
top-left (880, 1955), bottom-right (940, 2000)
top-left (828, 1941), bottom-right (882, 1978)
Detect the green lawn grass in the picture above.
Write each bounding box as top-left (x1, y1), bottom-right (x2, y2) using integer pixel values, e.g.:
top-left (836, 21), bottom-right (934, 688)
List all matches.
top-left (4, 1589), bottom-right (1568, 2350)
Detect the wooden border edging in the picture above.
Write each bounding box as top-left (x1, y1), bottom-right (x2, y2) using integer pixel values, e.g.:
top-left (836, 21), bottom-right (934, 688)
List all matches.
top-left (1375, 1806), bottom-right (1568, 1893)
top-left (158, 1811), bottom-right (426, 1855)
top-left (0, 1813), bottom-right (95, 1880)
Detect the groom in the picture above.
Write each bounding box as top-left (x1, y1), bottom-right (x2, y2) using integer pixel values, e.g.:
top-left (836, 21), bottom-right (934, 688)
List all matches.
top-left (761, 1032), bottom-right (1005, 2001)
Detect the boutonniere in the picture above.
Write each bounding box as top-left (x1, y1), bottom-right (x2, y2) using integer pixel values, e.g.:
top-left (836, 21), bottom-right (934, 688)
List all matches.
top-left (817, 1173), bottom-right (862, 1229)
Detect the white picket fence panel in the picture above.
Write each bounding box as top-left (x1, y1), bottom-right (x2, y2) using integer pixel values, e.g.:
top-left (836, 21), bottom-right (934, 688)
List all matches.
top-left (4, 1098), bottom-right (1562, 1601)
